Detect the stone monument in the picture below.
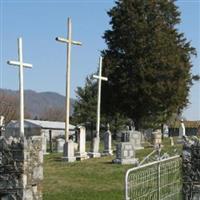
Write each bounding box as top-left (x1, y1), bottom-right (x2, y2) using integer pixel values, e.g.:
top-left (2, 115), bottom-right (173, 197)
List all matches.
top-left (152, 129), bottom-right (162, 148)
top-left (56, 138), bottom-right (65, 153)
top-left (177, 119), bottom-right (186, 143)
top-left (102, 123), bottom-right (113, 156)
top-left (113, 142), bottom-right (138, 165)
top-left (129, 130), bottom-right (144, 150)
top-left (121, 126), bottom-right (144, 150)
top-left (76, 125), bottom-right (88, 160)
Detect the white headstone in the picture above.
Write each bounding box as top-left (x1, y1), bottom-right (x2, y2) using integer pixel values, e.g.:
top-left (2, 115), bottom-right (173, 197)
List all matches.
top-left (56, 138), bottom-right (65, 153)
top-left (129, 130), bottom-right (144, 150)
top-left (179, 119), bottom-right (186, 137)
top-left (76, 126), bottom-right (88, 160)
top-left (41, 130), bottom-right (48, 155)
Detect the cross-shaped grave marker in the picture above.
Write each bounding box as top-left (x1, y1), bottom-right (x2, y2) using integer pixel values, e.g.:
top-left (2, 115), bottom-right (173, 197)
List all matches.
top-left (92, 56), bottom-right (108, 155)
top-left (56, 17), bottom-right (82, 143)
top-left (7, 37), bottom-right (32, 137)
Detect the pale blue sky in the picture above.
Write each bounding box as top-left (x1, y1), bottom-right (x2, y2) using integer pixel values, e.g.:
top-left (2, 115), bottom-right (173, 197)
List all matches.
top-left (0, 0), bottom-right (199, 120)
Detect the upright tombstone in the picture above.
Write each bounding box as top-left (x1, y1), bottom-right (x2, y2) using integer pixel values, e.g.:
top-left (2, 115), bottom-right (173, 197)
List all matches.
top-left (113, 142), bottom-right (138, 165)
top-left (76, 126), bottom-right (88, 160)
top-left (40, 130), bottom-right (49, 155)
top-left (102, 123), bottom-right (113, 156)
top-left (90, 57), bottom-right (108, 158)
top-left (129, 130), bottom-right (144, 150)
top-left (152, 129), bottom-right (162, 148)
top-left (56, 138), bottom-right (65, 153)
top-left (121, 126), bottom-right (144, 150)
top-left (179, 119), bottom-right (186, 137)
top-left (177, 119), bottom-right (186, 143)
top-left (56, 18), bottom-right (82, 162)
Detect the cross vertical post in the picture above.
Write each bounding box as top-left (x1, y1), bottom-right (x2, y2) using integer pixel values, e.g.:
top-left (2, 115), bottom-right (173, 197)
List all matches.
top-left (92, 56), bottom-right (108, 156)
top-left (7, 37), bottom-right (32, 137)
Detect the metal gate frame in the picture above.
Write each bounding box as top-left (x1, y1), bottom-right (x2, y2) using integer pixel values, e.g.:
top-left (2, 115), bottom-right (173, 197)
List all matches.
top-left (125, 155), bottom-right (182, 200)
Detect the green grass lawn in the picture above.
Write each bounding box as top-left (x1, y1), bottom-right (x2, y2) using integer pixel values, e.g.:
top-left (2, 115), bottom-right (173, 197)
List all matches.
top-left (43, 138), bottom-right (182, 200)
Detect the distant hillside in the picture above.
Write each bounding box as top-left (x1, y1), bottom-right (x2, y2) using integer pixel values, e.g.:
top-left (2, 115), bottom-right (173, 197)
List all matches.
top-left (0, 89), bottom-right (75, 118)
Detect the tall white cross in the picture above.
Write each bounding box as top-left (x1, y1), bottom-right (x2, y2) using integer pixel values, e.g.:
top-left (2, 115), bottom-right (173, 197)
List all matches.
top-left (7, 37), bottom-right (32, 137)
top-left (56, 18), bottom-right (82, 142)
top-left (93, 56), bottom-right (108, 139)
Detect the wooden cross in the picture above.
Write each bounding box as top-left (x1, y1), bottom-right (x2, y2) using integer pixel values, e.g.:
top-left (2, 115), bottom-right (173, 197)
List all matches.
top-left (56, 17), bottom-right (82, 142)
top-left (7, 37), bottom-right (32, 137)
top-left (93, 56), bottom-right (108, 140)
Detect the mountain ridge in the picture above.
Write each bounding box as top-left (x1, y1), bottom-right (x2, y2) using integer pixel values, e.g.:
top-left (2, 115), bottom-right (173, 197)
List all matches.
top-left (0, 89), bottom-right (75, 119)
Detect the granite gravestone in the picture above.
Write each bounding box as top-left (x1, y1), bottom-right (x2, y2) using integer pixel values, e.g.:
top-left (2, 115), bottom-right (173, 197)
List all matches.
top-left (121, 126), bottom-right (144, 150)
top-left (102, 124), bottom-right (113, 156)
top-left (113, 142), bottom-right (138, 165)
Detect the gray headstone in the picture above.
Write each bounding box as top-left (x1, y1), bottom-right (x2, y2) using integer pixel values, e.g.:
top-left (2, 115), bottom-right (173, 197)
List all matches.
top-left (113, 142), bottom-right (138, 165)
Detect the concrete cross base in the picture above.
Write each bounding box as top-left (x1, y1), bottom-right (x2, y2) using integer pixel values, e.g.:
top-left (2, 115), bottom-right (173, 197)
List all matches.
top-left (101, 150), bottom-right (113, 156)
top-left (88, 152), bottom-right (101, 158)
top-left (112, 158), bottom-right (138, 165)
top-left (76, 152), bottom-right (89, 161)
top-left (62, 141), bottom-right (76, 162)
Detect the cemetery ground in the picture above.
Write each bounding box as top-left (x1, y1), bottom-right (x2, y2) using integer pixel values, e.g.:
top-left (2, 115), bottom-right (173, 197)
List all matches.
top-left (43, 138), bottom-right (182, 200)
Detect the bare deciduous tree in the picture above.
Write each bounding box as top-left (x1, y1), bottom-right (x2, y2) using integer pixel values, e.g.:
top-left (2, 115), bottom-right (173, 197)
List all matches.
top-left (0, 91), bottom-right (18, 125)
top-left (41, 107), bottom-right (65, 122)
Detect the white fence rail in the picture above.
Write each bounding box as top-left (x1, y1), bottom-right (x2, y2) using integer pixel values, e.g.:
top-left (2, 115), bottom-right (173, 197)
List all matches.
top-left (125, 155), bottom-right (182, 200)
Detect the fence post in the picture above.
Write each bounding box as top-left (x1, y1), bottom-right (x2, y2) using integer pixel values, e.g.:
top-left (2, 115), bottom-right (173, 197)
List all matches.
top-left (157, 146), bottom-right (161, 200)
top-left (157, 161), bottom-right (161, 200)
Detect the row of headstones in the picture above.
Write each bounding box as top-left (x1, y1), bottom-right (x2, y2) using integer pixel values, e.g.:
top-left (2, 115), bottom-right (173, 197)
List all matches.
top-left (42, 125), bottom-right (113, 161)
top-left (42, 125), bottom-right (148, 164)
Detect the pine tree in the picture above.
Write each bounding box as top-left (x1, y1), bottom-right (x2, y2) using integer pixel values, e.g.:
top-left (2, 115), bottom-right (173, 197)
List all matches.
top-left (102, 0), bottom-right (198, 129)
top-left (72, 74), bottom-right (97, 127)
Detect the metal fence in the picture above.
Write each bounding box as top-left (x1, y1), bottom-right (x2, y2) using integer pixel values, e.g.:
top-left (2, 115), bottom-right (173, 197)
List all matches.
top-left (125, 155), bottom-right (182, 200)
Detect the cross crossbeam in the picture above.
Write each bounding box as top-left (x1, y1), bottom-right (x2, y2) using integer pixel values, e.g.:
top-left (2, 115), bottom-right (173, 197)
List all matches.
top-left (93, 75), bottom-right (108, 81)
top-left (7, 37), bottom-right (32, 137)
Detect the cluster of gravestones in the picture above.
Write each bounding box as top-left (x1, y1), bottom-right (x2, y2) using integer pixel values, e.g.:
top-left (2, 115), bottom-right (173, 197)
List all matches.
top-left (182, 138), bottom-right (200, 200)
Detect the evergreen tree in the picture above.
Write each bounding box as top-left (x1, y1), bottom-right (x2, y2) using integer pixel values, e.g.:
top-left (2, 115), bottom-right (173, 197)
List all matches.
top-left (72, 74), bottom-right (128, 136)
top-left (102, 0), bottom-right (198, 129)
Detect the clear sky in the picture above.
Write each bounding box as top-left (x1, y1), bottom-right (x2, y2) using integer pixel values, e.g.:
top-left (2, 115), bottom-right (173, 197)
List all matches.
top-left (0, 0), bottom-right (199, 120)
